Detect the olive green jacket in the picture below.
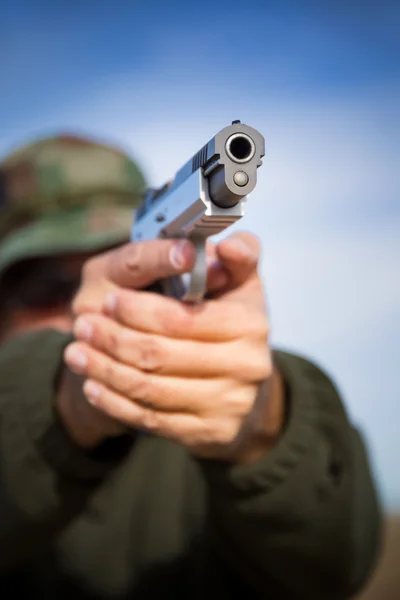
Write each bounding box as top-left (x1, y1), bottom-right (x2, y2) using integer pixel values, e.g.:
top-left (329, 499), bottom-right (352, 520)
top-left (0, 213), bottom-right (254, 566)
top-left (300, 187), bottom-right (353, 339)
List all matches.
top-left (0, 330), bottom-right (381, 599)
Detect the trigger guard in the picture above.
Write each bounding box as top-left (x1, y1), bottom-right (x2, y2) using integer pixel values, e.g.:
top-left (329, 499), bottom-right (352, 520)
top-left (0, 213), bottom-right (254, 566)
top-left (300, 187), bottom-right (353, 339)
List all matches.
top-left (162, 236), bottom-right (207, 302)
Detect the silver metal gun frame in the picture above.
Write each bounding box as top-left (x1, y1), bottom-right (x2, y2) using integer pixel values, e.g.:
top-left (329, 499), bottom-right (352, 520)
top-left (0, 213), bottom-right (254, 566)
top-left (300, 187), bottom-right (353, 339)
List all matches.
top-left (131, 120), bottom-right (265, 302)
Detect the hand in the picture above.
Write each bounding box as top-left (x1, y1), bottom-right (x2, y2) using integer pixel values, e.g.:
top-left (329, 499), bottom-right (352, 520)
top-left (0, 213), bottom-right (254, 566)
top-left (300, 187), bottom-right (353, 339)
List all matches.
top-left (58, 237), bottom-right (230, 448)
top-left (64, 233), bottom-right (285, 463)
top-left (70, 237), bottom-right (227, 315)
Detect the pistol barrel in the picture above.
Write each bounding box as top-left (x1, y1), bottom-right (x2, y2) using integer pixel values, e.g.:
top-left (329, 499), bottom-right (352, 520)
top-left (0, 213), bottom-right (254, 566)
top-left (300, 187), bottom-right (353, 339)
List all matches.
top-left (206, 122), bottom-right (264, 208)
top-left (131, 120), bottom-right (265, 301)
top-left (133, 120), bottom-right (265, 240)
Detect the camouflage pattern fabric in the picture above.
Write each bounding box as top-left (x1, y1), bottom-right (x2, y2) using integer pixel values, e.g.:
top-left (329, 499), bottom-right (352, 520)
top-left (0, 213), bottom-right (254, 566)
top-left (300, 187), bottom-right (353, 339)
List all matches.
top-left (0, 134), bottom-right (147, 276)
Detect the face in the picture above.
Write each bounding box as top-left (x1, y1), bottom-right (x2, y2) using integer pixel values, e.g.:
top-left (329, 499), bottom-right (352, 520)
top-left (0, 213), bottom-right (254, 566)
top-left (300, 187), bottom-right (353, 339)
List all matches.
top-left (0, 253), bottom-right (96, 343)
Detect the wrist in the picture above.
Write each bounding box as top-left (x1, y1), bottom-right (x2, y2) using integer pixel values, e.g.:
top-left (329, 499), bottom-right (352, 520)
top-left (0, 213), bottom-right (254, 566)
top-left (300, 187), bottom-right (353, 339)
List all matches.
top-left (56, 367), bottom-right (126, 449)
top-left (232, 366), bottom-right (286, 466)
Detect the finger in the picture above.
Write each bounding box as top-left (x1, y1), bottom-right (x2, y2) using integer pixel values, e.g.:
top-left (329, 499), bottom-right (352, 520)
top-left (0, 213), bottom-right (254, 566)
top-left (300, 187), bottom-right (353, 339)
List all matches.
top-left (82, 378), bottom-right (203, 445)
top-left (72, 280), bottom-right (118, 316)
top-left (73, 313), bottom-right (270, 380)
top-left (64, 341), bottom-right (240, 415)
top-left (206, 261), bottom-right (229, 293)
top-left (106, 238), bottom-right (196, 289)
top-left (216, 232), bottom-right (261, 288)
top-left (72, 237), bottom-right (196, 315)
top-left (206, 244), bottom-right (230, 293)
top-left (98, 237), bottom-right (230, 294)
top-left (72, 239), bottom-right (227, 317)
top-left (103, 289), bottom-right (268, 342)
top-left (82, 379), bottom-right (243, 453)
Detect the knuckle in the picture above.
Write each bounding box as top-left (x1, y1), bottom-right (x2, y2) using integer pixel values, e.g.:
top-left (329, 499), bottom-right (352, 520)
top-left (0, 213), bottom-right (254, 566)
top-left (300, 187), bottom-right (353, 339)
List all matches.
top-left (123, 243), bottom-right (144, 277)
top-left (126, 370), bottom-right (150, 401)
top-left (250, 358), bottom-right (271, 382)
top-left (245, 346), bottom-right (272, 382)
top-left (72, 284), bottom-right (109, 317)
top-left (137, 336), bottom-right (165, 372)
top-left (195, 422), bottom-right (217, 446)
top-left (106, 325), bottom-right (125, 358)
top-left (157, 306), bottom-right (193, 337)
top-left (224, 386), bottom-right (253, 420)
top-left (140, 407), bottom-right (162, 433)
top-left (247, 314), bottom-right (269, 340)
top-left (103, 359), bottom-right (118, 388)
top-left (116, 291), bottom-right (136, 323)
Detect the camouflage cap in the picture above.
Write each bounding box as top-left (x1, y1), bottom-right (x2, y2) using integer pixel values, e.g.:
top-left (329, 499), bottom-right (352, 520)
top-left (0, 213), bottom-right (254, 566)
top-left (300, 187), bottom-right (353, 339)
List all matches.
top-left (0, 133), bottom-right (147, 276)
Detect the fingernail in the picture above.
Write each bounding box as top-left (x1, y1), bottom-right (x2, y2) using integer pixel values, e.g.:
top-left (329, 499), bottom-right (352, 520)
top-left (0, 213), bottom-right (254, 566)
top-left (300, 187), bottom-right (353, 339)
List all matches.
top-left (64, 346), bottom-right (87, 373)
top-left (74, 318), bottom-right (93, 341)
top-left (229, 238), bottom-right (257, 259)
top-left (169, 240), bottom-right (193, 269)
top-left (104, 292), bottom-right (117, 314)
top-left (84, 380), bottom-right (101, 404)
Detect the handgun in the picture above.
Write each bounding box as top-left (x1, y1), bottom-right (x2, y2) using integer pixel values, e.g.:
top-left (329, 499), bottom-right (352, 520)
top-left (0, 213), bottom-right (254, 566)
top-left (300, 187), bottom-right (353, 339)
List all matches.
top-left (131, 120), bottom-right (265, 301)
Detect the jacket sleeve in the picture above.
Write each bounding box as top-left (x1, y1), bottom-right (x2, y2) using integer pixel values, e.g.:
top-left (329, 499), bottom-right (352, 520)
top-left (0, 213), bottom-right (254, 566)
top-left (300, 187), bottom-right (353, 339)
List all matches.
top-left (200, 351), bottom-right (382, 599)
top-left (0, 329), bottom-right (133, 573)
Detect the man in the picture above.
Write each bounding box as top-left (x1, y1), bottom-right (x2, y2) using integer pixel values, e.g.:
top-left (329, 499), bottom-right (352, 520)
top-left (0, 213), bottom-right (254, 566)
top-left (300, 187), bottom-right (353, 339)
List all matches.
top-left (0, 133), bottom-right (381, 599)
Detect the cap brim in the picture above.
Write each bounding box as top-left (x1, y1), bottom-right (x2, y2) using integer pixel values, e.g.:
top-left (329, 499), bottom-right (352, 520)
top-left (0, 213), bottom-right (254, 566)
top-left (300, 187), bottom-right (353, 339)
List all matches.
top-left (0, 205), bottom-right (134, 276)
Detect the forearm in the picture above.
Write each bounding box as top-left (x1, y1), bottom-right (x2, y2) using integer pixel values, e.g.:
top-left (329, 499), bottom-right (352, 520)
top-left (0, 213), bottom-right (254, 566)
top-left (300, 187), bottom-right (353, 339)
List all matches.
top-left (201, 351), bottom-right (382, 599)
top-left (0, 329), bottom-right (132, 572)
top-left (231, 363), bottom-right (286, 466)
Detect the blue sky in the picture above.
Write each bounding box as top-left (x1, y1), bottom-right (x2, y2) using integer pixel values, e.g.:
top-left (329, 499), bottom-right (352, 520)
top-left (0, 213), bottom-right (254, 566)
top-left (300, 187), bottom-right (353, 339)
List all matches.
top-left (1, 3), bottom-right (399, 508)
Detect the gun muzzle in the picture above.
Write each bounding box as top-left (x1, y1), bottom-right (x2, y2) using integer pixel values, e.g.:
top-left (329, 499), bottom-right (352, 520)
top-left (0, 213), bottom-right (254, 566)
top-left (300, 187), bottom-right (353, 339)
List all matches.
top-left (206, 122), bottom-right (264, 209)
top-left (225, 133), bottom-right (256, 163)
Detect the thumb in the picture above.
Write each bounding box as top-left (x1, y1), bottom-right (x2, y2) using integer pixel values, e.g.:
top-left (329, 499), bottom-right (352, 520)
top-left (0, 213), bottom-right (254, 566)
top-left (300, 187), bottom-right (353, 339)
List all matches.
top-left (215, 232), bottom-right (260, 289)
